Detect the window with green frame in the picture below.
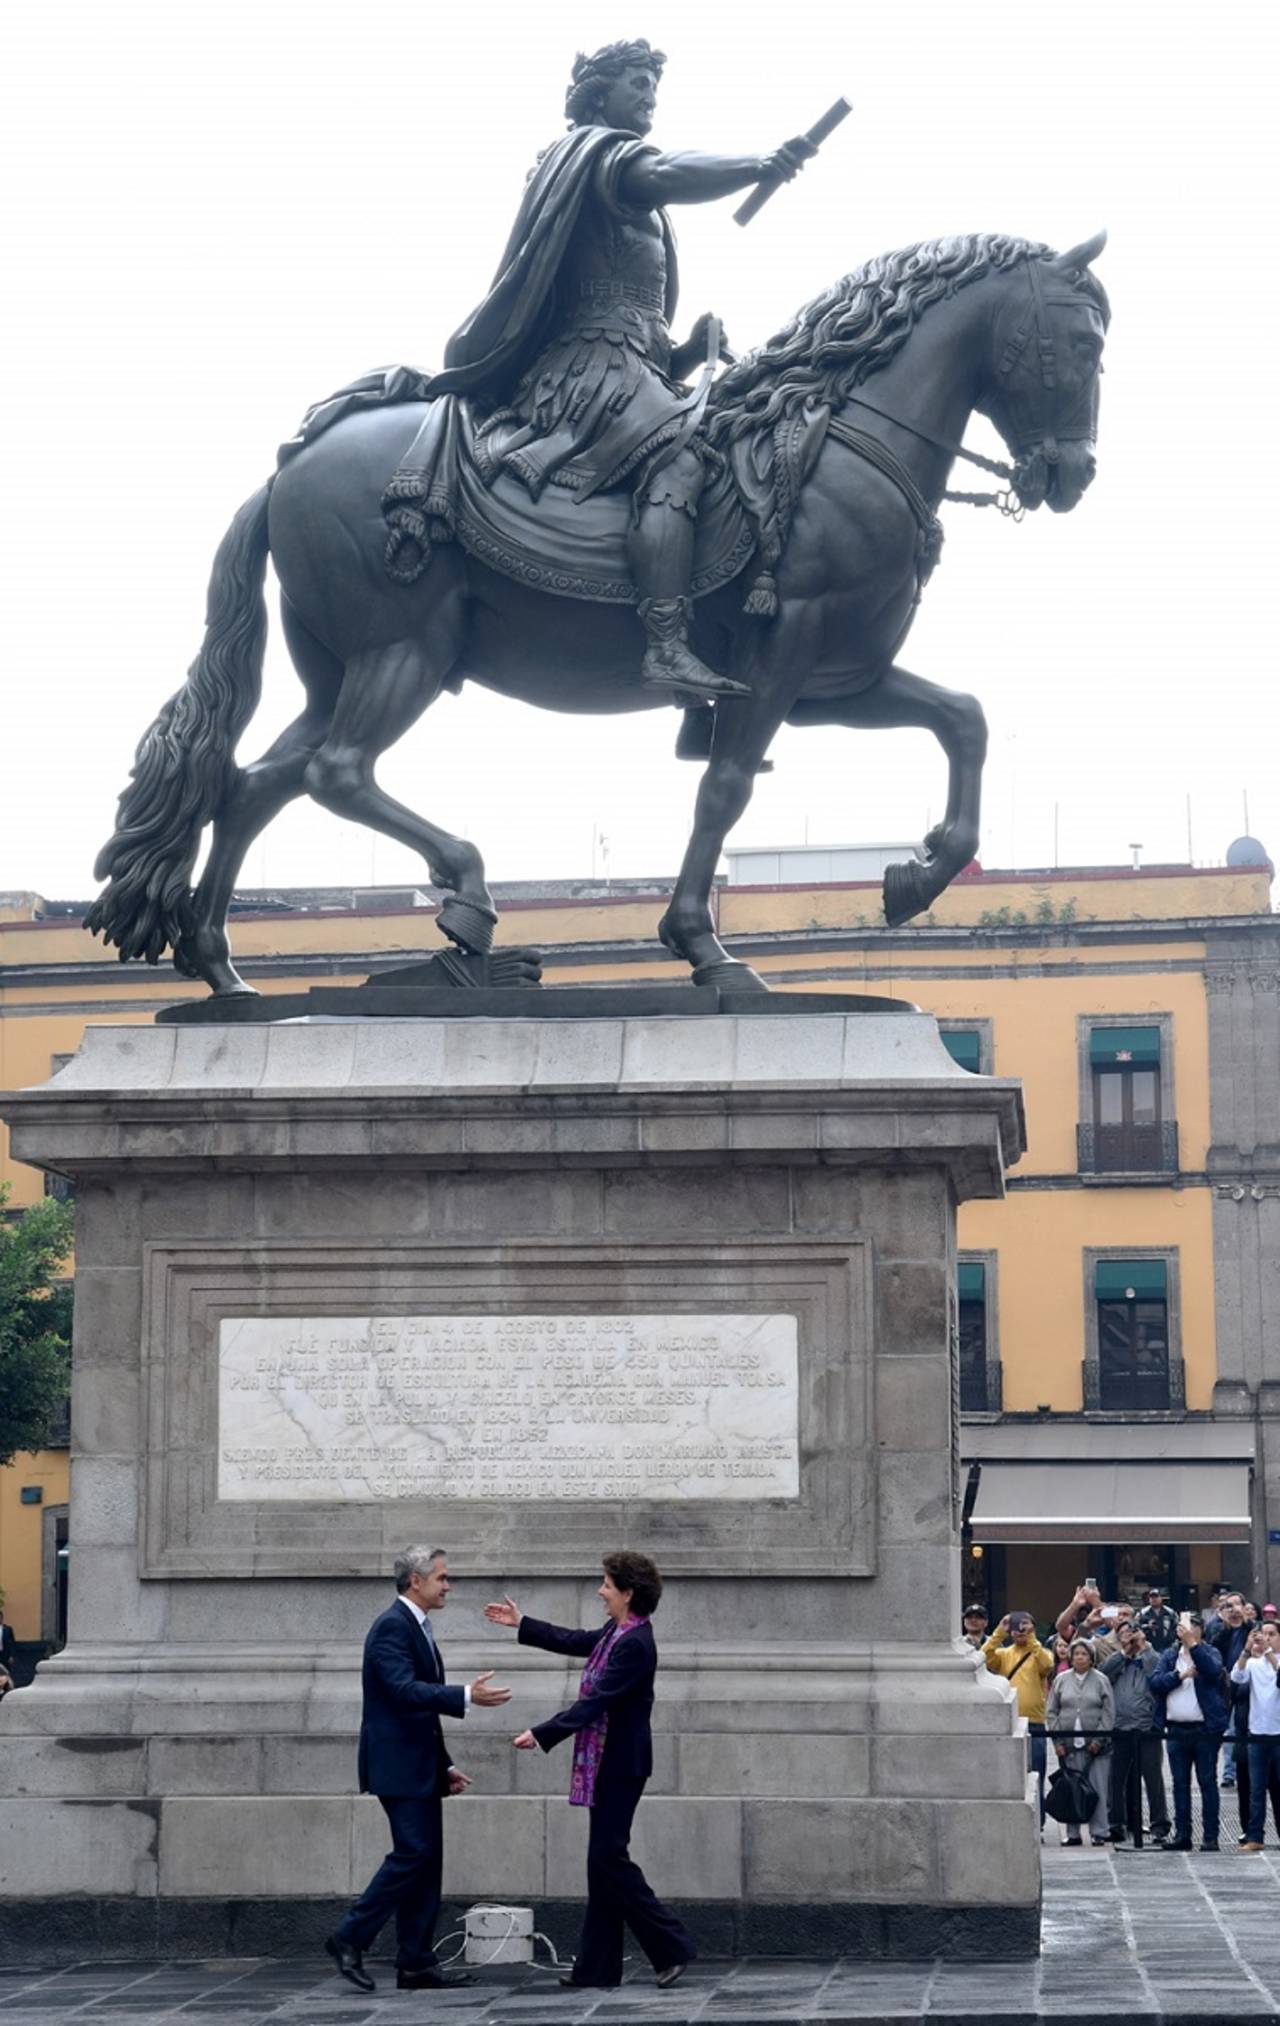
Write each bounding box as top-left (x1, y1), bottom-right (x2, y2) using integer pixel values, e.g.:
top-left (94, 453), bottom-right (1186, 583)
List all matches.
top-left (958, 1262), bottom-right (989, 1411)
top-left (1095, 1258), bottom-right (1169, 1410)
top-left (942, 1029), bottom-right (983, 1074)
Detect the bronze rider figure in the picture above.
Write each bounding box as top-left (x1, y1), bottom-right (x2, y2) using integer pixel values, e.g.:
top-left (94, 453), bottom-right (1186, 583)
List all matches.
top-left (428, 40), bottom-right (816, 702)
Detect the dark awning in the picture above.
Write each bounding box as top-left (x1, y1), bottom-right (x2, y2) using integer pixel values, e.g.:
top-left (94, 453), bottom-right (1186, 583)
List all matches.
top-left (970, 1460), bottom-right (1251, 1545)
top-left (1096, 1259), bottom-right (1167, 1300)
top-left (1090, 1025), bottom-right (1160, 1066)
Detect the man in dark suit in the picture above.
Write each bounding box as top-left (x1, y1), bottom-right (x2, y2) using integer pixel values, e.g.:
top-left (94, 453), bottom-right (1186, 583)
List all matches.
top-left (325, 1545), bottom-right (511, 1994)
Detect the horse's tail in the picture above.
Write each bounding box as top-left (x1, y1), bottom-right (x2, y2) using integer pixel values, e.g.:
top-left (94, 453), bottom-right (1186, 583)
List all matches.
top-left (86, 482), bottom-right (273, 965)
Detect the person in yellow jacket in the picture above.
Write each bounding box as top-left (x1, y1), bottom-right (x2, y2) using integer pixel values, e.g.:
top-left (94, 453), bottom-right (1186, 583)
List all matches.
top-left (981, 1611), bottom-right (1056, 1826)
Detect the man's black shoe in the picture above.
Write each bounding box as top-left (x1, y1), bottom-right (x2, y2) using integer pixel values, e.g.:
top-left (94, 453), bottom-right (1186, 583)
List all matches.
top-left (397, 1967), bottom-right (477, 1989)
top-left (559, 1973), bottom-right (620, 1989)
top-left (1158, 1838), bottom-right (1193, 1851)
top-left (1200, 1839), bottom-right (1220, 1851)
top-left (324, 1935), bottom-right (374, 1993)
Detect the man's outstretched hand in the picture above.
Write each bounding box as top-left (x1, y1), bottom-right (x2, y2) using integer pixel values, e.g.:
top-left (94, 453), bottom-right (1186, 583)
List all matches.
top-left (762, 135), bottom-right (818, 183)
top-left (469, 1670), bottom-right (512, 1707)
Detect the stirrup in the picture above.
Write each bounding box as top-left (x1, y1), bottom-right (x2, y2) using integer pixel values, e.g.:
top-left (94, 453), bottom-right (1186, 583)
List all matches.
top-left (641, 663), bottom-right (752, 703)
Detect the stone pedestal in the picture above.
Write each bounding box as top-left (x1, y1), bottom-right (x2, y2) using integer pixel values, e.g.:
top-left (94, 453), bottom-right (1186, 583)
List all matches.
top-left (0, 1010), bottom-right (1034, 1961)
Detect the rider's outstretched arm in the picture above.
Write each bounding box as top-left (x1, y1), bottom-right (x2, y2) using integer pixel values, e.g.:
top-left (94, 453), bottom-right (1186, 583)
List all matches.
top-left (618, 138), bottom-right (814, 210)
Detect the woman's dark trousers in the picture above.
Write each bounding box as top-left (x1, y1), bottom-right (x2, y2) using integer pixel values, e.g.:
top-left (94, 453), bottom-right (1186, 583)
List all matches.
top-left (572, 1775), bottom-right (695, 1987)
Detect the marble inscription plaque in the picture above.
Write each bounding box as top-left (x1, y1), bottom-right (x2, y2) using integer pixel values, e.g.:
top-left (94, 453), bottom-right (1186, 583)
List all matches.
top-left (218, 1313), bottom-right (799, 1503)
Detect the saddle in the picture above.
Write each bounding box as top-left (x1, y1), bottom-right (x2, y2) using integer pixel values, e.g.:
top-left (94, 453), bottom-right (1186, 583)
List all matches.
top-left (282, 369), bottom-right (834, 616)
top-left (400, 401), bottom-right (757, 605)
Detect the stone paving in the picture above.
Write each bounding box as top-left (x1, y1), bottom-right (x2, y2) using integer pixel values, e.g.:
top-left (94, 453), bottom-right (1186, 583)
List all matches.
top-left (3, 1848), bottom-right (1280, 2023)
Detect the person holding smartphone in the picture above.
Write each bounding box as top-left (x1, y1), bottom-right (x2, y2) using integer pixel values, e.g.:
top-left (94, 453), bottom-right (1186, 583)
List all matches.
top-left (982, 1613), bottom-right (1056, 1826)
top-left (1150, 1612), bottom-right (1228, 1851)
top-left (1231, 1621), bottom-right (1280, 1850)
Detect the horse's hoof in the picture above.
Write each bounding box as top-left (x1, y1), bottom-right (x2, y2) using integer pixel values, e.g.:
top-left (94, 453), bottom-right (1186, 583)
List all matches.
top-left (437, 894), bottom-right (497, 955)
top-left (691, 958), bottom-right (770, 995)
top-left (173, 936), bottom-right (256, 997)
top-left (883, 858), bottom-right (932, 927)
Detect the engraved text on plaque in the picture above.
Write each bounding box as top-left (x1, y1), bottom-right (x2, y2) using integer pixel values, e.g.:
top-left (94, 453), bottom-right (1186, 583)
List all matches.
top-left (218, 1314), bottom-right (799, 1503)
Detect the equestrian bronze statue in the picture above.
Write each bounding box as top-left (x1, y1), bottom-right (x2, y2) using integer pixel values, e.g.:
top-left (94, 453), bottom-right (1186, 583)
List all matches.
top-left (87, 38), bottom-right (1109, 999)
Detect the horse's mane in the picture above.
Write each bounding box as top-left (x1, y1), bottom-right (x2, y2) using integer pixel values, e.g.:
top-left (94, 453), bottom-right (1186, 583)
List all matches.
top-left (707, 232), bottom-right (1098, 449)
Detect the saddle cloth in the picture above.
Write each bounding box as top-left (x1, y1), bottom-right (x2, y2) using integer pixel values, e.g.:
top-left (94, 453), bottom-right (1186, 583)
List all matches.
top-left (417, 402), bottom-right (756, 605)
top-left (282, 369), bottom-right (830, 612)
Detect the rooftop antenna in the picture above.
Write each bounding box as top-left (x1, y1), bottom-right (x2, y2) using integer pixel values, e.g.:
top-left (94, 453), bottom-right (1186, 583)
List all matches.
top-left (1054, 802), bottom-right (1060, 870)
top-left (1244, 788), bottom-right (1251, 832)
top-left (1129, 841), bottom-right (1143, 871)
top-left (1186, 793), bottom-right (1194, 866)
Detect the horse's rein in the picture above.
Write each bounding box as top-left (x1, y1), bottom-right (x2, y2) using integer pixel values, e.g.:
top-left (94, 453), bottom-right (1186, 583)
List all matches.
top-left (839, 392), bottom-right (1027, 520)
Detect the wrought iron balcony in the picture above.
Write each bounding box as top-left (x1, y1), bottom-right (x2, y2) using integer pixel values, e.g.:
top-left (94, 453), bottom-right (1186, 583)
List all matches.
top-left (960, 1359), bottom-right (1003, 1415)
top-left (1082, 1356), bottom-right (1185, 1414)
top-left (1077, 1120), bottom-right (1179, 1175)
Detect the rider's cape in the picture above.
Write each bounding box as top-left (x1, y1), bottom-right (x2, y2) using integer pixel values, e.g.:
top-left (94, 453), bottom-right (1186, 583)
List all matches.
top-left (430, 124), bottom-right (678, 400)
top-left (278, 125), bottom-right (811, 614)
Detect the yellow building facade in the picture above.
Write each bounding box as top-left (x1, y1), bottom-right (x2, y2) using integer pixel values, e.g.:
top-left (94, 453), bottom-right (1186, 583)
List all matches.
top-left (2, 856), bottom-right (1277, 1637)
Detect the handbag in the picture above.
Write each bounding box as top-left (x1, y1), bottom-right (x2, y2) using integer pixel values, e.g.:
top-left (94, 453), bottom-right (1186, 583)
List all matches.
top-left (1044, 1765), bottom-right (1095, 1825)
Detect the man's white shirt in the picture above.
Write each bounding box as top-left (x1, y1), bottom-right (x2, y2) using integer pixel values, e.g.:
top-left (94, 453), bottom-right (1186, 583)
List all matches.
top-left (1164, 1646), bottom-right (1203, 1722)
top-left (398, 1596), bottom-right (471, 1706)
top-left (1230, 1653), bottom-right (1280, 1734)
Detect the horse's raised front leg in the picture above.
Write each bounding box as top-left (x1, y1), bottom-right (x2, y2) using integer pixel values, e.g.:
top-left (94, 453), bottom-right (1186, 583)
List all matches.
top-left (788, 662), bottom-right (988, 927)
top-left (303, 610), bottom-right (497, 954)
top-left (658, 687), bottom-right (790, 990)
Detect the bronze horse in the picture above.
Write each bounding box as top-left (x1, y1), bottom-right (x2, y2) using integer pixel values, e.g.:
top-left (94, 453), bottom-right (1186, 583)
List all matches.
top-left (88, 232), bottom-right (1108, 995)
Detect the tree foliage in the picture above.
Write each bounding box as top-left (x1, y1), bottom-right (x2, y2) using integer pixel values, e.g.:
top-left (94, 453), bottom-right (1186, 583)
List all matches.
top-left (0, 1186), bottom-right (74, 1467)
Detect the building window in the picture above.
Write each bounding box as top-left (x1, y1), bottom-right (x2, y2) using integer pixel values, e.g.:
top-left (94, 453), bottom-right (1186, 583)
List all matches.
top-left (1076, 1016), bottom-right (1178, 1174)
top-left (957, 1253), bottom-right (1001, 1413)
top-left (1083, 1251), bottom-right (1185, 1413)
top-left (939, 1020), bottom-right (993, 1075)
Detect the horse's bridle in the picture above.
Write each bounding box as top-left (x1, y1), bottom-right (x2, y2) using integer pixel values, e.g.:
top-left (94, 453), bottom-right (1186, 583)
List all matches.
top-left (841, 254), bottom-right (1102, 521)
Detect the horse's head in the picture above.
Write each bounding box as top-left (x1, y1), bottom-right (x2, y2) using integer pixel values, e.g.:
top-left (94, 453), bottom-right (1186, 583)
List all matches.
top-left (979, 232), bottom-right (1109, 513)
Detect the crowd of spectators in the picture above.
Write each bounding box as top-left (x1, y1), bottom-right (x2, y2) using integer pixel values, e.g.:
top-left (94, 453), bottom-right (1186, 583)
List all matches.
top-left (965, 1582), bottom-right (1280, 1853)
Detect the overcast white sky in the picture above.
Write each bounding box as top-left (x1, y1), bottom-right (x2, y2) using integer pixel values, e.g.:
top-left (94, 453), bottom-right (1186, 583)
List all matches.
top-left (3, 0), bottom-right (1276, 899)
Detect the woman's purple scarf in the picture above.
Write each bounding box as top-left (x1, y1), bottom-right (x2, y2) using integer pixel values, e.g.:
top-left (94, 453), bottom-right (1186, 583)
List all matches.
top-left (568, 1613), bottom-right (648, 1807)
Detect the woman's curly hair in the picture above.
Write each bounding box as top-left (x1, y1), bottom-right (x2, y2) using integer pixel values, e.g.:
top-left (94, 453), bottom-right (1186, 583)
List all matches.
top-left (602, 1549), bottom-right (663, 1616)
top-left (565, 39), bottom-right (665, 126)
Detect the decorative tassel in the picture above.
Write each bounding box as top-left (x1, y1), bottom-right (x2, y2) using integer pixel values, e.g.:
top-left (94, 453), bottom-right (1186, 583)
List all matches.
top-left (743, 572), bottom-right (778, 618)
top-left (429, 518), bottom-right (453, 545)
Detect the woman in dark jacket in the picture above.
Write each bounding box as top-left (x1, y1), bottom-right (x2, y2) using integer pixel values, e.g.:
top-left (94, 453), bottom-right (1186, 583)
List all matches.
top-left (485, 1550), bottom-right (695, 1991)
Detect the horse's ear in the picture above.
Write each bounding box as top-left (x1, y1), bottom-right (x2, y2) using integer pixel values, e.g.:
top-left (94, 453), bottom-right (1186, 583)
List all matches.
top-left (1050, 230), bottom-right (1107, 273)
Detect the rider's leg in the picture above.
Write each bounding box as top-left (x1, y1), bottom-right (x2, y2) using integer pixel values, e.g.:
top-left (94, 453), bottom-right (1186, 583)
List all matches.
top-left (629, 447), bottom-right (751, 702)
